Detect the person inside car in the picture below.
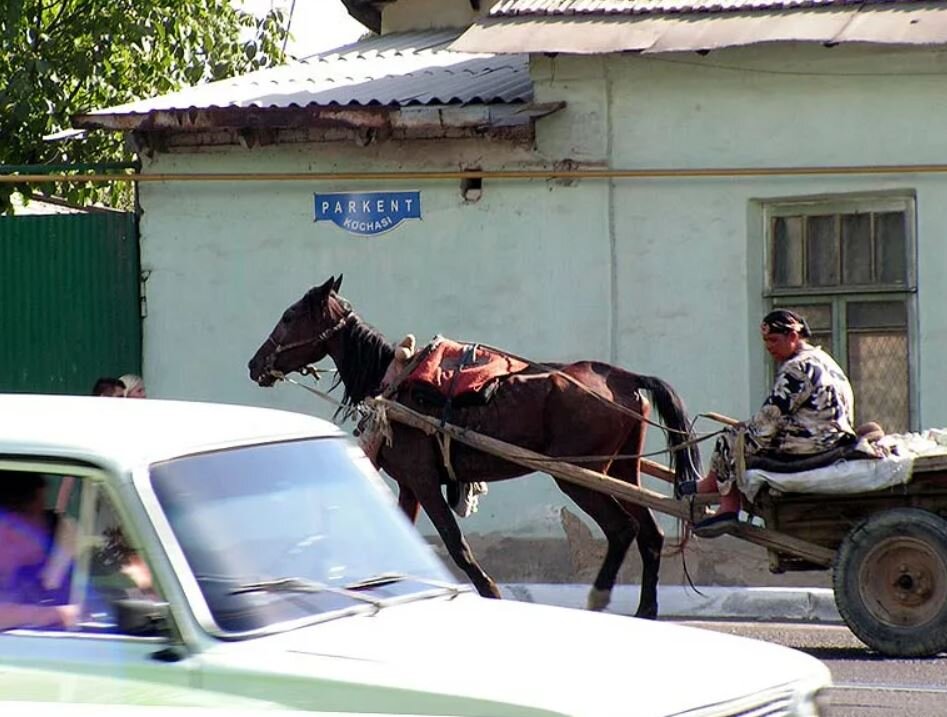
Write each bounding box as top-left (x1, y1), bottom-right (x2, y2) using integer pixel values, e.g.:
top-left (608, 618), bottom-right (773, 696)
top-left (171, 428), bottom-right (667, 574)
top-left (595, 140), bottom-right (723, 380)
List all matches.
top-left (0, 472), bottom-right (79, 630)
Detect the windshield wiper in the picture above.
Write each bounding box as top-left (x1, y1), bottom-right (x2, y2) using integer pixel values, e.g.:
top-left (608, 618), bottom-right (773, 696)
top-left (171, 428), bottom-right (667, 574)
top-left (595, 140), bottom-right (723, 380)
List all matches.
top-left (231, 577), bottom-right (386, 611)
top-left (343, 572), bottom-right (468, 597)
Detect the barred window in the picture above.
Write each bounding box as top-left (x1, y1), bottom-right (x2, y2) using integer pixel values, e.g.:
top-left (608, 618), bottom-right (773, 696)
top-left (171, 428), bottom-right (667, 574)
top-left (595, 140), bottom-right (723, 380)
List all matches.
top-left (765, 196), bottom-right (916, 433)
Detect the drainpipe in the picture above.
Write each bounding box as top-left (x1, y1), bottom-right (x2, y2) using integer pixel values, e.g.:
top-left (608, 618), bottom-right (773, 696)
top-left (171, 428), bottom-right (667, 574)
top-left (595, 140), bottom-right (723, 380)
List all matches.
top-left (605, 60), bottom-right (618, 365)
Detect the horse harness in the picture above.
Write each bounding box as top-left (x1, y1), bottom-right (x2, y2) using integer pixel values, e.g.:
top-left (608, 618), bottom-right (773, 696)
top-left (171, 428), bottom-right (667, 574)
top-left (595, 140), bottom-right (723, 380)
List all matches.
top-left (262, 311), bottom-right (355, 376)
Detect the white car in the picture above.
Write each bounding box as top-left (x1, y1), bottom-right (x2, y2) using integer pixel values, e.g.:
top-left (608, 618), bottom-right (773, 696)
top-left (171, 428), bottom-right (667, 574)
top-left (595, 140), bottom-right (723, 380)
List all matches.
top-left (0, 395), bottom-right (830, 716)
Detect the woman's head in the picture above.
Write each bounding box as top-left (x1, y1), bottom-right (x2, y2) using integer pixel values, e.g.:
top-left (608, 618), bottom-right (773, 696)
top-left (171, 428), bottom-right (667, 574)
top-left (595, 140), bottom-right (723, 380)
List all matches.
top-left (0, 473), bottom-right (50, 578)
top-left (760, 309), bottom-right (810, 362)
top-left (0, 472), bottom-right (47, 514)
top-left (119, 374), bottom-right (146, 399)
top-left (91, 377), bottom-right (125, 397)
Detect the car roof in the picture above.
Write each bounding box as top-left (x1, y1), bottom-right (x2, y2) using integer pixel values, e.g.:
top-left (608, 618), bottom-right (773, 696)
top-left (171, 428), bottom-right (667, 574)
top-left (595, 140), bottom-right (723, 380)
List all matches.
top-left (0, 394), bottom-right (344, 470)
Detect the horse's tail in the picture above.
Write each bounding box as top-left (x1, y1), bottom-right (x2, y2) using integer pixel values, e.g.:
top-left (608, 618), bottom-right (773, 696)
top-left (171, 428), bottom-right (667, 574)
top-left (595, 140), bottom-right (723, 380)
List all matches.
top-left (636, 375), bottom-right (702, 486)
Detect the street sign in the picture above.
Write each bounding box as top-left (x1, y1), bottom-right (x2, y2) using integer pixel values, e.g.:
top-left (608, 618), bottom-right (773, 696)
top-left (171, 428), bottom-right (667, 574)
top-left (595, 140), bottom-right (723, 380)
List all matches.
top-left (314, 191), bottom-right (422, 236)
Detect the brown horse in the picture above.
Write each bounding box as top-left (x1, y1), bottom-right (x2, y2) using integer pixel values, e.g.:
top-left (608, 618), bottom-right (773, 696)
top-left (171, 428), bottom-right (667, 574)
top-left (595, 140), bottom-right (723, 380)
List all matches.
top-left (248, 276), bottom-right (701, 618)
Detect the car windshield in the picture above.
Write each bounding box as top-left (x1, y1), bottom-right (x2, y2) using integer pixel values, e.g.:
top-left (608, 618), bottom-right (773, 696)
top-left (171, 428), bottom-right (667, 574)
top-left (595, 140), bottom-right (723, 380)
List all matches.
top-left (150, 437), bottom-right (454, 633)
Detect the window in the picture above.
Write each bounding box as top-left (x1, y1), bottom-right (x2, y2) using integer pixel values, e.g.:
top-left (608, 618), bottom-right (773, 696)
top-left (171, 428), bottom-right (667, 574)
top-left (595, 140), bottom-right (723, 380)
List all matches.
top-left (764, 196), bottom-right (916, 433)
top-left (0, 469), bottom-right (161, 634)
top-left (150, 438), bottom-right (451, 634)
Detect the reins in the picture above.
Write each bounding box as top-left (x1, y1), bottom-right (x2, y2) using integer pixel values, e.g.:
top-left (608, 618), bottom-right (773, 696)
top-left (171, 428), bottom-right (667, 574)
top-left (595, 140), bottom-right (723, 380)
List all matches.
top-left (270, 368), bottom-right (363, 422)
top-left (450, 339), bottom-right (710, 442)
top-left (268, 365), bottom-right (725, 467)
top-left (430, 340), bottom-right (727, 462)
top-left (260, 305), bottom-right (726, 466)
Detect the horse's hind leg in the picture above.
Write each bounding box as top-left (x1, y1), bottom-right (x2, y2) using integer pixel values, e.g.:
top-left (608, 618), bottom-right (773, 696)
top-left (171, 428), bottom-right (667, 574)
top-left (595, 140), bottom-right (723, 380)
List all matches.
top-left (622, 504), bottom-right (663, 619)
top-left (608, 421), bottom-right (664, 619)
top-left (555, 480), bottom-right (637, 613)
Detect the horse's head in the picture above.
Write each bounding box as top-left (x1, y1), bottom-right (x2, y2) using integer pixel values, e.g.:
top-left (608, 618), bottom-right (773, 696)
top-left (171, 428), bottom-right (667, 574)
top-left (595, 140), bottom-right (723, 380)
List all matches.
top-left (248, 275), bottom-right (351, 386)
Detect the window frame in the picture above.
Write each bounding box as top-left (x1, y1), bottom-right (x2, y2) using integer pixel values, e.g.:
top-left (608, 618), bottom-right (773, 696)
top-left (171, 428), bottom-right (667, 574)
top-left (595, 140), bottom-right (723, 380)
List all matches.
top-left (0, 460), bottom-right (167, 639)
top-left (763, 194), bottom-right (917, 297)
top-left (761, 193), bottom-right (919, 431)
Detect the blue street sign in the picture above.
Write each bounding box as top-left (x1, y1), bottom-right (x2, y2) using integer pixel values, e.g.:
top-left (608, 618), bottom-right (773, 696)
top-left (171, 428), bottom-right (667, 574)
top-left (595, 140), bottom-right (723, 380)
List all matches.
top-left (314, 191), bottom-right (422, 236)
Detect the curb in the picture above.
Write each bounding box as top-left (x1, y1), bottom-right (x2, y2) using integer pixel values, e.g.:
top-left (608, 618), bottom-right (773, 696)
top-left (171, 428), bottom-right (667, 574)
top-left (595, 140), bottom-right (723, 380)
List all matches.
top-left (500, 583), bottom-right (842, 623)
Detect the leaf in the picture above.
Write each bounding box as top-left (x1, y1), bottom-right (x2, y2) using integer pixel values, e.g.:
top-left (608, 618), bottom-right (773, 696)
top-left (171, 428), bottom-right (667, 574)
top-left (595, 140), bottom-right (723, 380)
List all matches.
top-left (0, 0), bottom-right (287, 212)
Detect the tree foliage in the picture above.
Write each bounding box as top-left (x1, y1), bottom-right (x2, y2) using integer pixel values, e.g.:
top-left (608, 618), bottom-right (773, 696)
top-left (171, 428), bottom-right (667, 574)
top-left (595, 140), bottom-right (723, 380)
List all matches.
top-left (0, 0), bottom-right (288, 212)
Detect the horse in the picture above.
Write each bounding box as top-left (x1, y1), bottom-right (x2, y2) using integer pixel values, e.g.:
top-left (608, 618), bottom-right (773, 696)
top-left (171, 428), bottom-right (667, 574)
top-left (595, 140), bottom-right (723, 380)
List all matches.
top-left (248, 275), bottom-right (701, 618)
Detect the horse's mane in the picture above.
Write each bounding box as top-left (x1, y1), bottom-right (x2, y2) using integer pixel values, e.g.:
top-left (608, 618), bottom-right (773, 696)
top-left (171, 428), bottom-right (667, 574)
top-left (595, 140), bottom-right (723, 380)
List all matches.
top-left (333, 314), bottom-right (395, 414)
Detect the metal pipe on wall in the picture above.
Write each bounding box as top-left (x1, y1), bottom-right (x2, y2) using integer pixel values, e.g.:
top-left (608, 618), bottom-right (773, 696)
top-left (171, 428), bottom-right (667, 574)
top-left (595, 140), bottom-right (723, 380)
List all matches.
top-left (0, 163), bottom-right (137, 175)
top-left (5, 163), bottom-right (947, 184)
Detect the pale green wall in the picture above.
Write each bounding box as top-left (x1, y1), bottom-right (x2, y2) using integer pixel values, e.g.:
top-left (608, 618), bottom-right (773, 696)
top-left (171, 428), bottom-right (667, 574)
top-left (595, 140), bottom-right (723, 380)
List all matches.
top-left (139, 43), bottom-right (947, 539)
top-left (138, 140), bottom-right (610, 536)
top-left (535, 44), bottom-right (947, 437)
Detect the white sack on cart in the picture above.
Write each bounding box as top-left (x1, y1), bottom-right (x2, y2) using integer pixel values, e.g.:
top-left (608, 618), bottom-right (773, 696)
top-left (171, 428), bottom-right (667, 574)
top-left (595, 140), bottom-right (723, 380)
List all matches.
top-left (741, 427), bottom-right (947, 502)
top-left (741, 453), bottom-right (914, 502)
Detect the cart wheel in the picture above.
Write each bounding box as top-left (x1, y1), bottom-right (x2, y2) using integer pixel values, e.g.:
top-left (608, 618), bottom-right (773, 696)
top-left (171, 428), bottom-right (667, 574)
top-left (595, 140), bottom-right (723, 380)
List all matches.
top-left (833, 508), bottom-right (947, 657)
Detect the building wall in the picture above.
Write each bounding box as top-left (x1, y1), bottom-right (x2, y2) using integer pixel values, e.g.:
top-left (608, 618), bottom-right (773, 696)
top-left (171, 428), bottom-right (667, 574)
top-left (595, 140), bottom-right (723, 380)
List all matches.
top-left (138, 42), bottom-right (947, 585)
top-left (138, 138), bottom-right (610, 540)
top-left (533, 44), bottom-right (947, 433)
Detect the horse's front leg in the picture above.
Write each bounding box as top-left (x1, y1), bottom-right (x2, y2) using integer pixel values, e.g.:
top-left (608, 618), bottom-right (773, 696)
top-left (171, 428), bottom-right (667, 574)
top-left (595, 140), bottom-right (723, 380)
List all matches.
top-left (416, 479), bottom-right (501, 598)
top-left (397, 484), bottom-right (420, 522)
top-left (383, 433), bottom-right (501, 599)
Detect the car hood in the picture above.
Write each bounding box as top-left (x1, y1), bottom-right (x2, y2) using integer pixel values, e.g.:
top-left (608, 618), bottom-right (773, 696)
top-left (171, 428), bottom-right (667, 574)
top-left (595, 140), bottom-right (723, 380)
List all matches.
top-left (201, 594), bottom-right (830, 717)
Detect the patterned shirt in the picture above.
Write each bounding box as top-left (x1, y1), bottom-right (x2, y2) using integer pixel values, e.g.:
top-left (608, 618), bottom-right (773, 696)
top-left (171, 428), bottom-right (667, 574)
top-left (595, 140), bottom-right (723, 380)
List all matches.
top-left (747, 343), bottom-right (856, 455)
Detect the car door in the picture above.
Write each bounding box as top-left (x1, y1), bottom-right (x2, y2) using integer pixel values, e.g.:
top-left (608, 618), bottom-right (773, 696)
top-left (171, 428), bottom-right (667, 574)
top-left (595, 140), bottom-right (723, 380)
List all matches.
top-left (0, 464), bottom-right (197, 689)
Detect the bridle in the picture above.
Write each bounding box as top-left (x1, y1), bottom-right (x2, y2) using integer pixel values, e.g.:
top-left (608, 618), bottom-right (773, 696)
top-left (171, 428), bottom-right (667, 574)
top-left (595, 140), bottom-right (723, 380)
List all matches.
top-left (261, 309), bottom-right (355, 376)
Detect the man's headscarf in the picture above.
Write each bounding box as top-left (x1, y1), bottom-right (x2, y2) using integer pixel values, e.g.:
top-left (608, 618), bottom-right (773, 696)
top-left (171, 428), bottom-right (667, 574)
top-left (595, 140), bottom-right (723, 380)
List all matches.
top-left (761, 309), bottom-right (811, 338)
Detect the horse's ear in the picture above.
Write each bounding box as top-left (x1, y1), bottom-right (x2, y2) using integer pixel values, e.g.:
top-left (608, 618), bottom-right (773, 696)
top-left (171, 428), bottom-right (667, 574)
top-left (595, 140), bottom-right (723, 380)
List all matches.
top-left (317, 276), bottom-right (336, 294)
top-left (333, 274), bottom-right (343, 292)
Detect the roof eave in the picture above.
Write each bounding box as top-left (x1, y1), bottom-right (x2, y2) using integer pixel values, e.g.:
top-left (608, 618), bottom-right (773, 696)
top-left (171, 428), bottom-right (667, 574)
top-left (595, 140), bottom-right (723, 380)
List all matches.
top-left (71, 102), bottom-right (566, 145)
top-left (453, 4), bottom-right (947, 55)
top-left (340, 0), bottom-right (388, 34)
top-left (72, 105), bottom-right (398, 133)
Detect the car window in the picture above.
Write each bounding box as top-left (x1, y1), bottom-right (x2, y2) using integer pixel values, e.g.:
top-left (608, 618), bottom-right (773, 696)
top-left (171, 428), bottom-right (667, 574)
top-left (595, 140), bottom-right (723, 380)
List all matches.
top-left (0, 469), bottom-right (163, 635)
top-left (150, 437), bottom-right (453, 633)
top-left (83, 488), bottom-right (162, 629)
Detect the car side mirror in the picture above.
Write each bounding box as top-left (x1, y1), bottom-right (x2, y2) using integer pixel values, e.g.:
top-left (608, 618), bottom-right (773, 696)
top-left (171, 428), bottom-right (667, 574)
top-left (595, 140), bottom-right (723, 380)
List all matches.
top-left (114, 598), bottom-right (171, 637)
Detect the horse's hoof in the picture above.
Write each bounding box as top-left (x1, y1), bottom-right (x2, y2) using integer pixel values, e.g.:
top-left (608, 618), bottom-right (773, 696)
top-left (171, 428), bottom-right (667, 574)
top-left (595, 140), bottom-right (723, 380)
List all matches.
top-left (587, 587), bottom-right (612, 611)
top-left (634, 608), bottom-right (658, 620)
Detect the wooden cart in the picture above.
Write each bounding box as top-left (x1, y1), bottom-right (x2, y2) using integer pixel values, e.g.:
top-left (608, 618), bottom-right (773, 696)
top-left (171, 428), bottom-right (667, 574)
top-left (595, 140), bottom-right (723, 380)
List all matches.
top-left (370, 396), bottom-right (947, 658)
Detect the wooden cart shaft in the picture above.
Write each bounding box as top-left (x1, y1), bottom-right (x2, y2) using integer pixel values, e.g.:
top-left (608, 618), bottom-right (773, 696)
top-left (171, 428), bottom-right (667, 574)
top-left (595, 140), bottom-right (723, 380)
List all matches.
top-left (369, 397), bottom-right (836, 566)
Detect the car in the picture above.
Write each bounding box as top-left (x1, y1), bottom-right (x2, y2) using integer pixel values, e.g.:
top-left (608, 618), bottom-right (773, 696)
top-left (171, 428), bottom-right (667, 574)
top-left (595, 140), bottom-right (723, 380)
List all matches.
top-left (0, 663), bottom-right (288, 711)
top-left (0, 395), bottom-right (830, 716)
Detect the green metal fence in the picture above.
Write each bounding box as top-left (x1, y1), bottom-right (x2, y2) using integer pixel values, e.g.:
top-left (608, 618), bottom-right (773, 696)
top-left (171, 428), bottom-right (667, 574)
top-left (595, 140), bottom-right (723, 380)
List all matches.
top-left (0, 211), bottom-right (141, 395)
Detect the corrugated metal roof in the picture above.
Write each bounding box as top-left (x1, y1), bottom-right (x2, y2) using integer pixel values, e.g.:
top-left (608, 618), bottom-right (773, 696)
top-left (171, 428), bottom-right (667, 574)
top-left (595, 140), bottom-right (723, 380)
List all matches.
top-left (490, 0), bottom-right (928, 16)
top-left (82, 30), bottom-right (530, 118)
top-left (454, 1), bottom-right (947, 53)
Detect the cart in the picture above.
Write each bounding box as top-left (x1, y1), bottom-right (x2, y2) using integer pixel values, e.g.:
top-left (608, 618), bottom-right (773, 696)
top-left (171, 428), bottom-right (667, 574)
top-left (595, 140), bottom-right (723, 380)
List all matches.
top-left (369, 396), bottom-right (947, 658)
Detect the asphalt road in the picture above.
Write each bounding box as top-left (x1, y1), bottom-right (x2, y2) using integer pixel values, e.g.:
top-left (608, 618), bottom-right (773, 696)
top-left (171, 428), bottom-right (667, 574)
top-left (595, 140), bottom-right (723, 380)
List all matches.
top-left (678, 620), bottom-right (947, 716)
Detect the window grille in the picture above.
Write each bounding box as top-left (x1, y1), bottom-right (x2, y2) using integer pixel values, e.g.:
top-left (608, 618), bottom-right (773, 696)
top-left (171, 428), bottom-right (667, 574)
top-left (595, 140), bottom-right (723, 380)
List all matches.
top-left (764, 196), bottom-right (916, 433)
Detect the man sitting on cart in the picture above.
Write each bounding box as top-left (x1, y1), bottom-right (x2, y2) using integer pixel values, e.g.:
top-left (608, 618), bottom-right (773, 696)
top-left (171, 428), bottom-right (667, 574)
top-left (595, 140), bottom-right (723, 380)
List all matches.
top-left (679, 309), bottom-right (857, 537)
